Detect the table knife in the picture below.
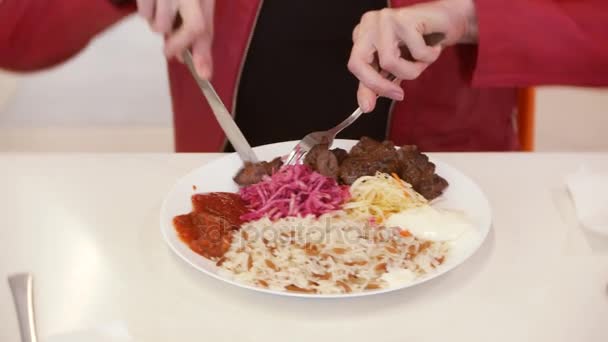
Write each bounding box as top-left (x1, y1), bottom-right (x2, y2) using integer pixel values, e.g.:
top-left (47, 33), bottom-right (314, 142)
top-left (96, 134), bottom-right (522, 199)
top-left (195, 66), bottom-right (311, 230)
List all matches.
top-left (182, 51), bottom-right (259, 162)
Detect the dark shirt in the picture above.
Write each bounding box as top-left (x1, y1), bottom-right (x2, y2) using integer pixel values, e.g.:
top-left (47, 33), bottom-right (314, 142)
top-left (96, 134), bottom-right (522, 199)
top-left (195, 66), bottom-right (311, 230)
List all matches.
top-left (227, 0), bottom-right (390, 151)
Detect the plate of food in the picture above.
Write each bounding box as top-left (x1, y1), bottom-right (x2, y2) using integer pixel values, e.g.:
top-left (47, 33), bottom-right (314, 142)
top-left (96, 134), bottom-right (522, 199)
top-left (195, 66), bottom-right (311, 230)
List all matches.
top-left (160, 138), bottom-right (492, 298)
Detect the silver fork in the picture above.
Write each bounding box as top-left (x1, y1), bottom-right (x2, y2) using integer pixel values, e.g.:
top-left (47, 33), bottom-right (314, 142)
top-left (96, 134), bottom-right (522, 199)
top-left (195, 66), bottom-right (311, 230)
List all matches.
top-left (284, 106), bottom-right (366, 165)
top-left (284, 74), bottom-right (402, 165)
top-left (284, 32), bottom-right (445, 165)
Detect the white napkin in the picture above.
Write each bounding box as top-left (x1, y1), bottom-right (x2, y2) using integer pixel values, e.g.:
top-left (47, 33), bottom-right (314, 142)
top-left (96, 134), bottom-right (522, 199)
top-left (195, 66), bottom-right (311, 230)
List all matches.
top-left (566, 166), bottom-right (608, 236)
top-left (45, 321), bottom-right (133, 342)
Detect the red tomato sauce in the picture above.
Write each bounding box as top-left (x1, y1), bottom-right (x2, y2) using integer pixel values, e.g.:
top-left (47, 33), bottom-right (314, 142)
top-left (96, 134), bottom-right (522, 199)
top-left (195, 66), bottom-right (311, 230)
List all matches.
top-left (173, 192), bottom-right (248, 259)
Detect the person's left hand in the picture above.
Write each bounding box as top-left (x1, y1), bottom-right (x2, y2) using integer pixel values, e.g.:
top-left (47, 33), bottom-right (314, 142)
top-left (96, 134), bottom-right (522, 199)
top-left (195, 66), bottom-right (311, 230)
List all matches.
top-left (348, 0), bottom-right (477, 112)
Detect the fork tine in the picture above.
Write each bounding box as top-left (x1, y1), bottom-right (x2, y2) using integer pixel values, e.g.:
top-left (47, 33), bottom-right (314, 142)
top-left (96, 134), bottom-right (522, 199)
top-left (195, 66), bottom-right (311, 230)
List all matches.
top-left (293, 149), bottom-right (307, 165)
top-left (296, 150), bottom-right (307, 164)
top-left (287, 147), bottom-right (308, 165)
top-left (284, 145), bottom-right (300, 165)
top-left (284, 151), bottom-right (297, 165)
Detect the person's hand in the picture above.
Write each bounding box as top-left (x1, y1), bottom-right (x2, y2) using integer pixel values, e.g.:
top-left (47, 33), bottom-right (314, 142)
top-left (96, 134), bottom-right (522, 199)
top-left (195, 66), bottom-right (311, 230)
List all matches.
top-left (136, 0), bottom-right (215, 78)
top-left (348, 0), bottom-right (477, 112)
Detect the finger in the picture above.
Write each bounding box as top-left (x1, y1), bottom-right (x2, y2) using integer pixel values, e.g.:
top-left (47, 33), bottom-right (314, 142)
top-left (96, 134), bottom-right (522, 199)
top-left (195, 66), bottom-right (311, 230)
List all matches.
top-left (136, 0), bottom-right (156, 23)
top-left (375, 19), bottom-right (427, 80)
top-left (164, 34), bottom-right (185, 62)
top-left (164, 0), bottom-right (207, 58)
top-left (348, 44), bottom-right (404, 101)
top-left (200, 0), bottom-right (216, 37)
top-left (357, 82), bottom-right (378, 113)
top-left (352, 24), bottom-right (361, 42)
top-left (192, 35), bottom-right (213, 79)
top-left (164, 27), bottom-right (194, 58)
top-left (200, 0), bottom-right (216, 18)
top-left (153, 0), bottom-right (178, 33)
top-left (191, 0), bottom-right (214, 78)
top-left (378, 48), bottom-right (430, 80)
top-left (397, 23), bottom-right (442, 63)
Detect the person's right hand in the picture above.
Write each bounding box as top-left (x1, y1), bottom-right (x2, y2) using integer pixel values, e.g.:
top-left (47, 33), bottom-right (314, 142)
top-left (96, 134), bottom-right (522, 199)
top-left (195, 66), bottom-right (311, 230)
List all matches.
top-left (136, 0), bottom-right (215, 79)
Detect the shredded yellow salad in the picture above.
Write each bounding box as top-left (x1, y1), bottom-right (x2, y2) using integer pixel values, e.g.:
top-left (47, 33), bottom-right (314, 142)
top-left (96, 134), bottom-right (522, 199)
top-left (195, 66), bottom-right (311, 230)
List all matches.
top-left (344, 172), bottom-right (427, 223)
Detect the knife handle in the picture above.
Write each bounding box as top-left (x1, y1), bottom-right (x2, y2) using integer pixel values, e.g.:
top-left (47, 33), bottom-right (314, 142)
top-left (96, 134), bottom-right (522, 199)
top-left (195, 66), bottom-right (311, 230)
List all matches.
top-left (400, 32), bottom-right (445, 61)
top-left (380, 32), bottom-right (445, 82)
top-left (108, 0), bottom-right (134, 7)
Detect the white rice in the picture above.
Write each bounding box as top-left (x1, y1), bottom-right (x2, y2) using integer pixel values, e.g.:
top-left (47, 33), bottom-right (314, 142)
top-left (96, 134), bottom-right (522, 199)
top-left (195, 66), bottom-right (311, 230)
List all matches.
top-left (217, 212), bottom-right (448, 294)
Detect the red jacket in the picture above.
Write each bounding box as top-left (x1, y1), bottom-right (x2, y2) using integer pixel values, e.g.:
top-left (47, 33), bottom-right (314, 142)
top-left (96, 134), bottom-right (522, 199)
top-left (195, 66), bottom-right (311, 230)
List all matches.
top-left (1, 0), bottom-right (607, 152)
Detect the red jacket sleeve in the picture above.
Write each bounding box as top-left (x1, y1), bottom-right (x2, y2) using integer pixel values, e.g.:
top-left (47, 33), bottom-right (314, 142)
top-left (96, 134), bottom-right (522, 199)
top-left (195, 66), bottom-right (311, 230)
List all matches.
top-left (473, 0), bottom-right (608, 87)
top-left (0, 0), bottom-right (135, 71)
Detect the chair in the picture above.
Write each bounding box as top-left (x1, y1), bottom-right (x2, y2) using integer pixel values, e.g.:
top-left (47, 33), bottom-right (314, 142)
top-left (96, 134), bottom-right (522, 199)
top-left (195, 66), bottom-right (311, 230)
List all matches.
top-left (517, 87), bottom-right (536, 151)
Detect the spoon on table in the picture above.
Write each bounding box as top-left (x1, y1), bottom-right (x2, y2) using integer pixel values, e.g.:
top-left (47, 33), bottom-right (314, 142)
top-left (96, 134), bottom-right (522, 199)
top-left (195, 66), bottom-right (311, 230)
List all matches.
top-left (8, 273), bottom-right (39, 342)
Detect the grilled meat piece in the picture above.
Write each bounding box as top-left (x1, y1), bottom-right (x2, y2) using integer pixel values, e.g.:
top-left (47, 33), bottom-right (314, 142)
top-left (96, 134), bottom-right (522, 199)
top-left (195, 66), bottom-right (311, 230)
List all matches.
top-left (339, 138), bottom-right (448, 199)
top-left (398, 145), bottom-right (448, 200)
top-left (415, 174), bottom-right (449, 201)
top-left (330, 148), bottom-right (349, 164)
top-left (338, 137), bottom-right (401, 184)
top-left (233, 157), bottom-right (283, 186)
top-left (339, 156), bottom-right (401, 185)
top-left (315, 149), bottom-right (340, 178)
top-left (304, 144), bottom-right (340, 178)
top-left (303, 144), bottom-right (327, 169)
top-left (348, 136), bottom-right (397, 158)
top-left (233, 137), bottom-right (448, 200)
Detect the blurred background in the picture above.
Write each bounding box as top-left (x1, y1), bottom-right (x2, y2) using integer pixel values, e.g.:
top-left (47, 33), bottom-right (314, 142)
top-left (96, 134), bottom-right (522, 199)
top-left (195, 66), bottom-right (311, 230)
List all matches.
top-left (0, 17), bottom-right (606, 153)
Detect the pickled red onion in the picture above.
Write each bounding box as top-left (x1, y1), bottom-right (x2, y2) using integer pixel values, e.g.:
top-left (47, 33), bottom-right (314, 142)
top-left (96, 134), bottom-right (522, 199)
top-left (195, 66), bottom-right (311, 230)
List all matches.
top-left (239, 165), bottom-right (349, 221)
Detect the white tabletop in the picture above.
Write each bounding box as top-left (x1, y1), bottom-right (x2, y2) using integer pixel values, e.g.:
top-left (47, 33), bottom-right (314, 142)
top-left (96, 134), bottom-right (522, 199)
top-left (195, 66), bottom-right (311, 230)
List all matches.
top-left (1, 153), bottom-right (607, 342)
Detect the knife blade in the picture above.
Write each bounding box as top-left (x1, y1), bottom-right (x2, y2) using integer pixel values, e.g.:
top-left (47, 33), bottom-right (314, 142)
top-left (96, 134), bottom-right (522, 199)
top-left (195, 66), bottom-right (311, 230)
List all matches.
top-left (182, 51), bottom-right (258, 162)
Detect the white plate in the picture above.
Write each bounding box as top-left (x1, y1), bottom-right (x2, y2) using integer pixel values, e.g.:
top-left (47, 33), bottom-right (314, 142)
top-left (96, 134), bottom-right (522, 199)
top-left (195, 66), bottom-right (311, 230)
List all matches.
top-left (160, 140), bottom-right (492, 298)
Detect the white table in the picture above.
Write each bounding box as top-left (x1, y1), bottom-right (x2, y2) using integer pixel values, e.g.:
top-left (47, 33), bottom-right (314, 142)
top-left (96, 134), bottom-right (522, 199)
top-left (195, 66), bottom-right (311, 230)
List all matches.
top-left (1, 153), bottom-right (607, 342)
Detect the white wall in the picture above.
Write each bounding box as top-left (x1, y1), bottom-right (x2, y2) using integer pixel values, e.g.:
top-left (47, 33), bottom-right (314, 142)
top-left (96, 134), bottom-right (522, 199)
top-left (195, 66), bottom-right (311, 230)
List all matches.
top-left (0, 16), bottom-right (174, 152)
top-left (536, 87), bottom-right (608, 151)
